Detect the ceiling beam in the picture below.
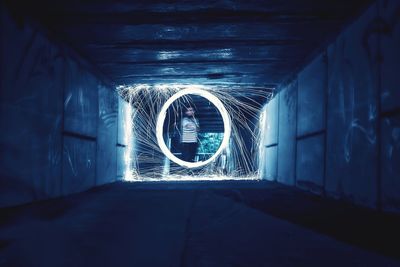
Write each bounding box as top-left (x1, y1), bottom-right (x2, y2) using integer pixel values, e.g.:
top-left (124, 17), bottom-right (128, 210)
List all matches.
top-left (32, 9), bottom-right (344, 26)
top-left (84, 39), bottom-right (304, 50)
top-left (96, 58), bottom-right (292, 65)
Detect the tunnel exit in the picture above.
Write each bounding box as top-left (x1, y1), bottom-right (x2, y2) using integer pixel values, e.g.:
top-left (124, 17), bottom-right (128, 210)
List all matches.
top-left (117, 84), bottom-right (273, 181)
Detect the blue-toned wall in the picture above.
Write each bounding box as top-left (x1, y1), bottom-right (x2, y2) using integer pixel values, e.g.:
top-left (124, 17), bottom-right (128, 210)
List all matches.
top-left (0, 7), bottom-right (123, 207)
top-left (260, 95), bottom-right (278, 181)
top-left (325, 2), bottom-right (379, 208)
top-left (117, 98), bottom-right (132, 179)
top-left (378, 0), bottom-right (400, 213)
top-left (260, 0), bottom-right (400, 212)
top-left (277, 80), bottom-right (297, 186)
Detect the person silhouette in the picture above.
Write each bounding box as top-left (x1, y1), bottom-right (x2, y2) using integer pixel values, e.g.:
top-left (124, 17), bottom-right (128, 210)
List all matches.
top-left (180, 106), bottom-right (199, 163)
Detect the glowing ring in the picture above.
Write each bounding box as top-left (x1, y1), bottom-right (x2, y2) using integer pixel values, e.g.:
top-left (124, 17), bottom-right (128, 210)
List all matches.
top-left (156, 88), bottom-right (231, 168)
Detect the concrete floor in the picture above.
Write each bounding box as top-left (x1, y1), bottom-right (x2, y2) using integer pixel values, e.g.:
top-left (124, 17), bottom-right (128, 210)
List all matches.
top-left (0, 181), bottom-right (399, 267)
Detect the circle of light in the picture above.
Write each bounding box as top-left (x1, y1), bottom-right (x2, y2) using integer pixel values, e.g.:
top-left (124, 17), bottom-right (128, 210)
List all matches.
top-left (156, 88), bottom-right (231, 168)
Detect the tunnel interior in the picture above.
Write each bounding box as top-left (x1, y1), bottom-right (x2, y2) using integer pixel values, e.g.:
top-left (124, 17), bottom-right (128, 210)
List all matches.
top-left (1, 0), bottom-right (399, 209)
top-left (1, 0), bottom-right (400, 265)
top-left (1, 0), bottom-right (381, 183)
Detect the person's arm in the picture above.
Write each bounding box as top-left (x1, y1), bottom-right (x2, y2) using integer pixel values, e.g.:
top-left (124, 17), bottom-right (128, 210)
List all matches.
top-left (195, 118), bottom-right (200, 130)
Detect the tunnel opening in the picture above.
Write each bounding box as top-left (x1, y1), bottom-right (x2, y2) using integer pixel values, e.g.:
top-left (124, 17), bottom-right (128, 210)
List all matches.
top-left (117, 83), bottom-right (273, 182)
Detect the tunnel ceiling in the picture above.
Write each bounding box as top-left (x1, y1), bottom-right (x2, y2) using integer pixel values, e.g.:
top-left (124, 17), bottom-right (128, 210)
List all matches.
top-left (7, 0), bottom-right (372, 94)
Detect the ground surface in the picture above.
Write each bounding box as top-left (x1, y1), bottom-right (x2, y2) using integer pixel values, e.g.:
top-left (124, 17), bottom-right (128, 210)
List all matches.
top-left (1, 180), bottom-right (399, 267)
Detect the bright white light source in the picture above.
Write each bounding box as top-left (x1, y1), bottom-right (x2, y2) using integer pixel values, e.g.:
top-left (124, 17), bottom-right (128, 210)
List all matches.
top-left (156, 88), bottom-right (231, 168)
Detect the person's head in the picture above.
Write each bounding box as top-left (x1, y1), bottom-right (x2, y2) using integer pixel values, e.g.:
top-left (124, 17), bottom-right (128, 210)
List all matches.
top-left (184, 106), bottom-right (195, 117)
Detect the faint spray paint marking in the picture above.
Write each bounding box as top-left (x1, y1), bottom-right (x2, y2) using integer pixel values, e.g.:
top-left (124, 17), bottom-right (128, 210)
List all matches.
top-left (64, 92), bottom-right (72, 107)
top-left (64, 145), bottom-right (77, 177)
top-left (344, 118), bottom-right (377, 163)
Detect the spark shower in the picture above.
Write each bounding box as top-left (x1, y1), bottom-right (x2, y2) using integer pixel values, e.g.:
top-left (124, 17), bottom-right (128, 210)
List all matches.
top-left (116, 84), bottom-right (273, 181)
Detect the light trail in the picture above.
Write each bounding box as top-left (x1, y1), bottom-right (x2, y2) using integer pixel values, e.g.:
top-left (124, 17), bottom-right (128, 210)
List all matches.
top-left (156, 88), bottom-right (231, 168)
top-left (116, 83), bottom-right (274, 181)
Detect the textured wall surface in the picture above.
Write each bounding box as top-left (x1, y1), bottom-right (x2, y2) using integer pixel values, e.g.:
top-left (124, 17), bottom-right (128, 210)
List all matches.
top-left (262, 95), bottom-right (279, 147)
top-left (259, 93), bottom-right (279, 181)
top-left (62, 136), bottom-right (96, 194)
top-left (261, 0), bottom-right (400, 212)
top-left (325, 3), bottom-right (379, 207)
top-left (277, 81), bottom-right (297, 185)
top-left (379, 0), bottom-right (400, 212)
top-left (0, 8), bottom-right (122, 207)
top-left (296, 135), bottom-right (325, 195)
top-left (97, 85), bottom-right (118, 185)
top-left (379, 0), bottom-right (400, 112)
top-left (64, 59), bottom-right (99, 137)
top-left (297, 54), bottom-right (326, 136)
top-left (0, 10), bottom-right (64, 206)
top-left (261, 146), bottom-right (277, 181)
top-left (117, 98), bottom-right (131, 179)
top-left (381, 115), bottom-right (400, 212)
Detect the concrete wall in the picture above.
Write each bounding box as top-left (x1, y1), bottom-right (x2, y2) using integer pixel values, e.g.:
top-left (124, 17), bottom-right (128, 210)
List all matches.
top-left (378, 0), bottom-right (400, 213)
top-left (0, 7), bottom-right (123, 207)
top-left (117, 97), bottom-right (132, 179)
top-left (325, 2), bottom-right (379, 208)
top-left (260, 96), bottom-right (278, 181)
top-left (277, 80), bottom-right (297, 186)
top-left (260, 0), bottom-right (400, 212)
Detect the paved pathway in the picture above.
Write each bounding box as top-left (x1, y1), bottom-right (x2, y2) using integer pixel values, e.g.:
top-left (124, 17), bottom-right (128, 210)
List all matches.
top-left (1, 181), bottom-right (399, 266)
